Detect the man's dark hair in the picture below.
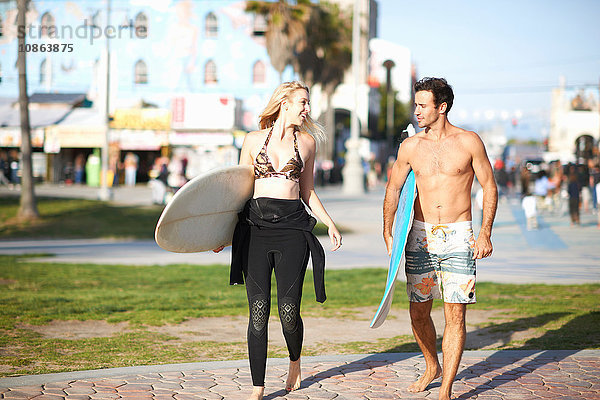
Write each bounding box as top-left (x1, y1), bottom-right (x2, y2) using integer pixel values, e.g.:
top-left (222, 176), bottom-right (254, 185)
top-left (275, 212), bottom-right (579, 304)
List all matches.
top-left (414, 77), bottom-right (454, 114)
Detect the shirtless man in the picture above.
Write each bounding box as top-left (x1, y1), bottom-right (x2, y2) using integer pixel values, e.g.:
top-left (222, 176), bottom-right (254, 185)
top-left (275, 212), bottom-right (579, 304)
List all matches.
top-left (383, 77), bottom-right (497, 400)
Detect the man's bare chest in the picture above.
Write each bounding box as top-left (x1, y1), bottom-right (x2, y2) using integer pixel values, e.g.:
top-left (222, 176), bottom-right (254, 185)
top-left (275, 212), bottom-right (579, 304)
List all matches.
top-left (411, 141), bottom-right (472, 177)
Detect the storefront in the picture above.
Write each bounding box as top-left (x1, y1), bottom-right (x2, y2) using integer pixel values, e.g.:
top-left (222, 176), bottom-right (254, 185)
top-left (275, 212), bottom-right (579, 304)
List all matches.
top-left (169, 93), bottom-right (241, 179)
top-left (0, 127), bottom-right (46, 183)
top-left (44, 108), bottom-right (106, 184)
top-left (109, 107), bottom-right (171, 184)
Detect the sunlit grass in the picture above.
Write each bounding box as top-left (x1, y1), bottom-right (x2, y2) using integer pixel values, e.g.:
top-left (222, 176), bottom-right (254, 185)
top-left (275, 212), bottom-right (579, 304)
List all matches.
top-left (1, 255), bottom-right (598, 376)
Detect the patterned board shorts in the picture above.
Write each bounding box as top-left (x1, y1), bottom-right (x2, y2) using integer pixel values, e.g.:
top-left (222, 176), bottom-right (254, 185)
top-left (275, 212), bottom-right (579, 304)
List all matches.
top-left (405, 220), bottom-right (476, 304)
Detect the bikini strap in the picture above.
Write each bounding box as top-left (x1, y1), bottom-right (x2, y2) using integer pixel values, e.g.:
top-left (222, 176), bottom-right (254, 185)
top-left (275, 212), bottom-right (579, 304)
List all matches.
top-left (293, 130), bottom-right (301, 159)
top-left (262, 126), bottom-right (274, 149)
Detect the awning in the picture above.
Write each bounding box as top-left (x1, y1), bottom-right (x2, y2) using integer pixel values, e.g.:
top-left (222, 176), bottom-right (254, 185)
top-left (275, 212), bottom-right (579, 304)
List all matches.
top-left (44, 108), bottom-right (107, 150)
top-left (0, 98), bottom-right (72, 128)
top-left (0, 127), bottom-right (45, 147)
top-left (112, 129), bottom-right (169, 150)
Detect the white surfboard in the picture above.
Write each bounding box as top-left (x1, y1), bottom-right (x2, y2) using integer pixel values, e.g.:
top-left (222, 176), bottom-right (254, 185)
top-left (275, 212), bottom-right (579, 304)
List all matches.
top-left (370, 124), bottom-right (418, 329)
top-left (155, 165), bottom-right (254, 253)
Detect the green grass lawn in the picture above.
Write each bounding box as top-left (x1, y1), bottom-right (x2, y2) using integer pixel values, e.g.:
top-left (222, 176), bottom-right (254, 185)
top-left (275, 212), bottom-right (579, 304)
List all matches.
top-left (0, 197), bottom-right (338, 239)
top-left (1, 255), bottom-right (598, 376)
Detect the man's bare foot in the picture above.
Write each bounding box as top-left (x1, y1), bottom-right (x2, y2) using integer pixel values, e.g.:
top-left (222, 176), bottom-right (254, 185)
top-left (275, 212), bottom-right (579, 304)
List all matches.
top-left (285, 358), bottom-right (301, 392)
top-left (248, 386), bottom-right (264, 400)
top-left (439, 390), bottom-right (453, 400)
top-left (407, 366), bottom-right (442, 393)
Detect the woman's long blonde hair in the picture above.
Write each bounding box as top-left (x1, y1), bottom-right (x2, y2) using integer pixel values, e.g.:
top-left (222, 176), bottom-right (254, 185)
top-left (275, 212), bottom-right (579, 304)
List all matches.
top-left (258, 81), bottom-right (326, 143)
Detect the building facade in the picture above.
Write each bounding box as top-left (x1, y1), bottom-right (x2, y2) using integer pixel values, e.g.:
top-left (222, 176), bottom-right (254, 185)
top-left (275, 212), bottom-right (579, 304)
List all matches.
top-left (0, 0), bottom-right (290, 183)
top-left (0, 0), bottom-right (404, 185)
top-left (549, 78), bottom-right (599, 164)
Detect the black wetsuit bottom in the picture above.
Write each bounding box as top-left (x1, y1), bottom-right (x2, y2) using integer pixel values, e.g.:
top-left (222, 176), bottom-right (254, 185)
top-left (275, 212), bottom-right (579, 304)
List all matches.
top-left (243, 198), bottom-right (309, 387)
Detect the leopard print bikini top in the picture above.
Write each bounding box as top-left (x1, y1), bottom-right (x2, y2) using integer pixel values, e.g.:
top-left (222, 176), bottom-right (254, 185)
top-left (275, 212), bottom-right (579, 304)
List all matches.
top-left (254, 127), bottom-right (303, 183)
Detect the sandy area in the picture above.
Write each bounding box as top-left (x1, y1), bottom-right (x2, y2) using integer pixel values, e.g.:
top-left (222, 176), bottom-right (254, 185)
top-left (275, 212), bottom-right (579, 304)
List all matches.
top-left (21, 307), bottom-right (540, 350)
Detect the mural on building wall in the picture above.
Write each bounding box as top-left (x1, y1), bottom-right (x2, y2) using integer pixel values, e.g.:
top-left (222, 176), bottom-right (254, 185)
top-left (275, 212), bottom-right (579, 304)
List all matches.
top-left (0, 0), bottom-right (283, 130)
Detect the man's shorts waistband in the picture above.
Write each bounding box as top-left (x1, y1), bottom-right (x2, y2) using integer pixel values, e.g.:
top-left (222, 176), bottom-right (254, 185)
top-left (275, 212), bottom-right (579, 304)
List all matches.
top-left (412, 219), bottom-right (473, 232)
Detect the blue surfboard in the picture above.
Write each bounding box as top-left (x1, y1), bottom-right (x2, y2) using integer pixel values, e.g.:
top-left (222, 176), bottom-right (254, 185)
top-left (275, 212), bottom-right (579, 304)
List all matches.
top-left (370, 169), bottom-right (417, 328)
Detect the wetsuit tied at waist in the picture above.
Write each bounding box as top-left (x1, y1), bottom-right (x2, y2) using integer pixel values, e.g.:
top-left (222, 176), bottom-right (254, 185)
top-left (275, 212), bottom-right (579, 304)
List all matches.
top-left (230, 197), bottom-right (327, 303)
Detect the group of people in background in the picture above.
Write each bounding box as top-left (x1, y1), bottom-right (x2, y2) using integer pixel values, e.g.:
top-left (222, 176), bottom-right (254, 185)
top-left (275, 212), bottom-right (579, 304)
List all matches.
top-left (0, 149), bottom-right (21, 188)
top-left (148, 154), bottom-right (189, 204)
top-left (517, 159), bottom-right (600, 229)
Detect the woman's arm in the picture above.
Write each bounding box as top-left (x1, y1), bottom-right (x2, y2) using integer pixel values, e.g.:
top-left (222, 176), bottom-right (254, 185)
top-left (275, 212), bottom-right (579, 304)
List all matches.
top-left (299, 134), bottom-right (342, 251)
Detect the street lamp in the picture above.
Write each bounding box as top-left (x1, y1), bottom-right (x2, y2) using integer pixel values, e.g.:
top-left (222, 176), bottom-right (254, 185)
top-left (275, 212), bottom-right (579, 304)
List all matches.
top-left (342, 0), bottom-right (364, 195)
top-left (98, 0), bottom-right (113, 201)
top-left (383, 59), bottom-right (395, 150)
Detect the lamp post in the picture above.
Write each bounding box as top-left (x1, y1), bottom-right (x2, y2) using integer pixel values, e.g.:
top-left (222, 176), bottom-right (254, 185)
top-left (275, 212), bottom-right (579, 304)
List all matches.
top-left (342, 0), bottom-right (364, 195)
top-left (383, 59), bottom-right (395, 151)
top-left (98, 0), bottom-right (112, 201)
top-left (98, 0), bottom-right (116, 201)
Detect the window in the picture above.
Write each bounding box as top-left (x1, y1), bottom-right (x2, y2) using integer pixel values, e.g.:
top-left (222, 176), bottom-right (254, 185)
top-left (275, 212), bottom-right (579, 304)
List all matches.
top-left (40, 59), bottom-right (48, 84)
top-left (205, 12), bottom-right (218, 37)
top-left (253, 15), bottom-right (266, 37)
top-left (134, 60), bottom-right (147, 84)
top-left (40, 12), bottom-right (55, 37)
top-left (89, 10), bottom-right (101, 28)
top-left (252, 60), bottom-right (266, 85)
top-left (134, 12), bottom-right (148, 38)
top-left (204, 60), bottom-right (217, 84)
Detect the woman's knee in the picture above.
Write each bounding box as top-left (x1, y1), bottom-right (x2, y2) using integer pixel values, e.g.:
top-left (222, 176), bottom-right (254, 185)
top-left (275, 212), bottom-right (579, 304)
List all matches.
top-left (278, 297), bottom-right (300, 333)
top-left (249, 294), bottom-right (270, 336)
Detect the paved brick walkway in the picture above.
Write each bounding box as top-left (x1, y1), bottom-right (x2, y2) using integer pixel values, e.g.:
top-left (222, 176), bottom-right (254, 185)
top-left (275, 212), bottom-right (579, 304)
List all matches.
top-left (1, 351), bottom-right (598, 399)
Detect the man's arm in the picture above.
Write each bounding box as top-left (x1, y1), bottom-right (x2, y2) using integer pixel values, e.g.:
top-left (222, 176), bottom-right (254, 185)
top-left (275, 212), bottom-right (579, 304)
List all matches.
top-left (470, 133), bottom-right (498, 259)
top-left (383, 141), bottom-right (413, 256)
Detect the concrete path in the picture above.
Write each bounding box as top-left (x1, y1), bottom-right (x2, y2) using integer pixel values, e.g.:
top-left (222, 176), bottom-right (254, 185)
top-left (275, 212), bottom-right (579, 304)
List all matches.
top-left (1, 350), bottom-right (599, 399)
top-left (1, 184), bottom-right (599, 284)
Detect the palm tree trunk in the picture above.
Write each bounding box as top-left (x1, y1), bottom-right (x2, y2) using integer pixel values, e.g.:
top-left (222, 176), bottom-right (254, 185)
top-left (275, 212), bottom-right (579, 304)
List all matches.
top-left (17, 0), bottom-right (39, 221)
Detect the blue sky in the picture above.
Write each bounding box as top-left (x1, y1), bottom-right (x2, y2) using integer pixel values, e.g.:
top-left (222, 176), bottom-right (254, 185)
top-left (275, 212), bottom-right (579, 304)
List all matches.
top-left (377, 0), bottom-right (600, 139)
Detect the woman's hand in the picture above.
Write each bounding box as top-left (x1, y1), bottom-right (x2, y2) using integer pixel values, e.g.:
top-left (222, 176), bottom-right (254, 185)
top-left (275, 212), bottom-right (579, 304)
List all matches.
top-left (328, 225), bottom-right (342, 251)
top-left (212, 245), bottom-right (225, 253)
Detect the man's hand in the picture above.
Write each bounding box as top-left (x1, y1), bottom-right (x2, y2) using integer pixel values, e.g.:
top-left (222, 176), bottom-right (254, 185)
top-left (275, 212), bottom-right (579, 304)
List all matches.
top-left (213, 245), bottom-right (225, 253)
top-left (473, 234), bottom-right (493, 259)
top-left (384, 233), bottom-right (393, 256)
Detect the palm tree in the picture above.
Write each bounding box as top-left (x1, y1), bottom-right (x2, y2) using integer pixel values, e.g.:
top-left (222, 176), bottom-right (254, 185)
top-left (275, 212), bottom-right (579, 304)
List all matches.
top-left (17, 0), bottom-right (39, 221)
top-left (246, 1), bottom-right (352, 158)
top-left (294, 1), bottom-right (352, 158)
top-left (246, 0), bottom-right (312, 82)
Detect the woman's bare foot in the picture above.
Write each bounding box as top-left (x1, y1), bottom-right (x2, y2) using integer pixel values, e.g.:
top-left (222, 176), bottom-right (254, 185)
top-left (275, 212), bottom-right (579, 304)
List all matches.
top-left (285, 358), bottom-right (301, 392)
top-left (248, 386), bottom-right (264, 400)
top-left (407, 366), bottom-right (442, 393)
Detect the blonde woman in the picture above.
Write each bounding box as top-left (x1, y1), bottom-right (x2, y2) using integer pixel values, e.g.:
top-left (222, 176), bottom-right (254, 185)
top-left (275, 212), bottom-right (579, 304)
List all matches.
top-left (215, 81), bottom-right (342, 400)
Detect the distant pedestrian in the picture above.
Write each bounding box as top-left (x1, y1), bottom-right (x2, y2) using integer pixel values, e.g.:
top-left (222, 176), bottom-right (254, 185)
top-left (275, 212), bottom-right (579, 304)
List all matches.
top-left (8, 149), bottom-right (20, 186)
top-left (124, 152), bottom-right (139, 187)
top-left (589, 161), bottom-right (599, 212)
top-left (534, 170), bottom-right (551, 211)
top-left (521, 191), bottom-right (538, 230)
top-left (0, 151), bottom-right (9, 185)
top-left (596, 181), bottom-right (600, 228)
top-left (567, 172), bottom-right (581, 225)
top-left (74, 154), bottom-right (86, 184)
top-left (577, 164), bottom-right (590, 213)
